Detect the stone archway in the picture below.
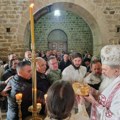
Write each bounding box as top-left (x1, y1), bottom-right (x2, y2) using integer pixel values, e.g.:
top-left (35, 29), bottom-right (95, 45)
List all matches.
top-left (18, 0), bottom-right (110, 56)
top-left (48, 29), bottom-right (68, 51)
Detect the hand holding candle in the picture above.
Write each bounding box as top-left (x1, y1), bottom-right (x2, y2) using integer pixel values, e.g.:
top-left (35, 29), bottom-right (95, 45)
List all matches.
top-left (15, 93), bottom-right (23, 101)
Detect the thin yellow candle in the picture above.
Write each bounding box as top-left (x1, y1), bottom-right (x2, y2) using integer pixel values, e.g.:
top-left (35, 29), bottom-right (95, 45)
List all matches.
top-left (30, 3), bottom-right (35, 50)
top-left (29, 3), bottom-right (37, 118)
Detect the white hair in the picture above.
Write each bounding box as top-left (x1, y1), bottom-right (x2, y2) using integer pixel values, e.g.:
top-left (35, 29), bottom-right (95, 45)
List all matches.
top-left (99, 75), bottom-right (116, 92)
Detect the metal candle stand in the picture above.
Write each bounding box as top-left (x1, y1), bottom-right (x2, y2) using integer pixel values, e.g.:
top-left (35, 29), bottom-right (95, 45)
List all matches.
top-left (16, 100), bottom-right (22, 120)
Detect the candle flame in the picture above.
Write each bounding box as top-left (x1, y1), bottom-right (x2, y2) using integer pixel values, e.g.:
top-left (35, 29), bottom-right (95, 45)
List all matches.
top-left (30, 3), bottom-right (34, 8)
top-left (44, 94), bottom-right (47, 100)
top-left (15, 93), bottom-right (23, 100)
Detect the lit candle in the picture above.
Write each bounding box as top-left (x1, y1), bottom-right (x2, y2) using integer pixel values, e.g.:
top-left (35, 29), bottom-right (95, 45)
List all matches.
top-left (37, 103), bottom-right (41, 108)
top-left (15, 93), bottom-right (23, 101)
top-left (29, 3), bottom-right (35, 50)
top-left (44, 94), bottom-right (47, 100)
top-left (29, 3), bottom-right (37, 116)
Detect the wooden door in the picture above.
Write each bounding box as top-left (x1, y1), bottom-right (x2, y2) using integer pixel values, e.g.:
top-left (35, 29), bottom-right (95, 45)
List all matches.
top-left (48, 42), bottom-right (67, 51)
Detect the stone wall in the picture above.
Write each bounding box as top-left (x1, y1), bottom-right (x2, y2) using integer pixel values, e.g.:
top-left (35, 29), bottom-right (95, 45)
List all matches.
top-left (0, 0), bottom-right (29, 60)
top-left (0, 0), bottom-right (120, 61)
top-left (35, 10), bottom-right (93, 53)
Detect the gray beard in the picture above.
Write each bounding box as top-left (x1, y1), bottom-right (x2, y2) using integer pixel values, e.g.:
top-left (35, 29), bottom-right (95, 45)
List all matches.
top-left (99, 75), bottom-right (117, 93)
top-left (89, 73), bottom-right (102, 84)
top-left (93, 73), bottom-right (101, 78)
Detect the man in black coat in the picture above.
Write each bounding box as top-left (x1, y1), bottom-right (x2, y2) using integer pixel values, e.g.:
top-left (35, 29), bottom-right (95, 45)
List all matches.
top-left (36, 57), bottom-right (51, 114)
top-left (59, 53), bottom-right (71, 72)
top-left (1, 59), bottom-right (19, 81)
top-left (5, 61), bottom-right (44, 120)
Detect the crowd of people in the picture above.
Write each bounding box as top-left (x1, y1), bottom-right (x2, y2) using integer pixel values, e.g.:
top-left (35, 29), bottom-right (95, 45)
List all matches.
top-left (0, 44), bottom-right (120, 120)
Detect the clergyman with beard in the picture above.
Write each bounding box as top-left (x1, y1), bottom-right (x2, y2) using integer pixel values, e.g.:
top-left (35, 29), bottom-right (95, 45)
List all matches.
top-left (62, 52), bottom-right (87, 83)
top-left (85, 45), bottom-right (120, 120)
top-left (84, 60), bottom-right (102, 90)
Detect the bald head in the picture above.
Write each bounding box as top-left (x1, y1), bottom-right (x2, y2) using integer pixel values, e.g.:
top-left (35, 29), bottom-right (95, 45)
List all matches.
top-left (36, 57), bottom-right (47, 73)
top-left (24, 50), bottom-right (32, 60)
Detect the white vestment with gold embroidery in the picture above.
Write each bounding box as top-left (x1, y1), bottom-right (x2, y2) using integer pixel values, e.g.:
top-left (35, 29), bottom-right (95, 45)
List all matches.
top-left (91, 76), bottom-right (120, 120)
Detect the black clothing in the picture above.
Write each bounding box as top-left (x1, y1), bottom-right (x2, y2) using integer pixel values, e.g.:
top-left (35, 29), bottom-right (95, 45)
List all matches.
top-left (0, 81), bottom-right (6, 92)
top-left (86, 66), bottom-right (90, 72)
top-left (4, 64), bottom-right (9, 71)
top-left (37, 72), bottom-right (51, 114)
top-left (7, 75), bottom-right (44, 120)
top-left (88, 82), bottom-right (101, 90)
top-left (0, 80), bottom-right (8, 111)
top-left (59, 60), bottom-right (71, 72)
top-left (1, 68), bottom-right (16, 81)
top-left (37, 72), bottom-right (51, 93)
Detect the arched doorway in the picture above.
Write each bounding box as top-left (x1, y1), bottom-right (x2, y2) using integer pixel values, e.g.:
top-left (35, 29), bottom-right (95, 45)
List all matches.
top-left (20, 1), bottom-right (110, 56)
top-left (48, 29), bottom-right (68, 51)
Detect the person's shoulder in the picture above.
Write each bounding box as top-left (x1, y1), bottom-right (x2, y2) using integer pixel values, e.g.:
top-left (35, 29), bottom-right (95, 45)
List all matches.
top-left (84, 73), bottom-right (92, 83)
top-left (80, 65), bottom-right (87, 69)
top-left (57, 69), bottom-right (61, 73)
top-left (59, 60), bottom-right (64, 64)
top-left (62, 65), bottom-right (70, 75)
top-left (44, 117), bottom-right (50, 120)
top-left (80, 65), bottom-right (87, 72)
top-left (46, 69), bottom-right (50, 75)
top-left (2, 69), bottom-right (9, 74)
top-left (8, 75), bottom-right (16, 83)
top-left (85, 73), bottom-right (92, 78)
top-left (63, 65), bottom-right (73, 71)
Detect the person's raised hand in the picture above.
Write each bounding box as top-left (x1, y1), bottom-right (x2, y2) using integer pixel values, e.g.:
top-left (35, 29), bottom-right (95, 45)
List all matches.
top-left (1, 86), bottom-right (11, 96)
